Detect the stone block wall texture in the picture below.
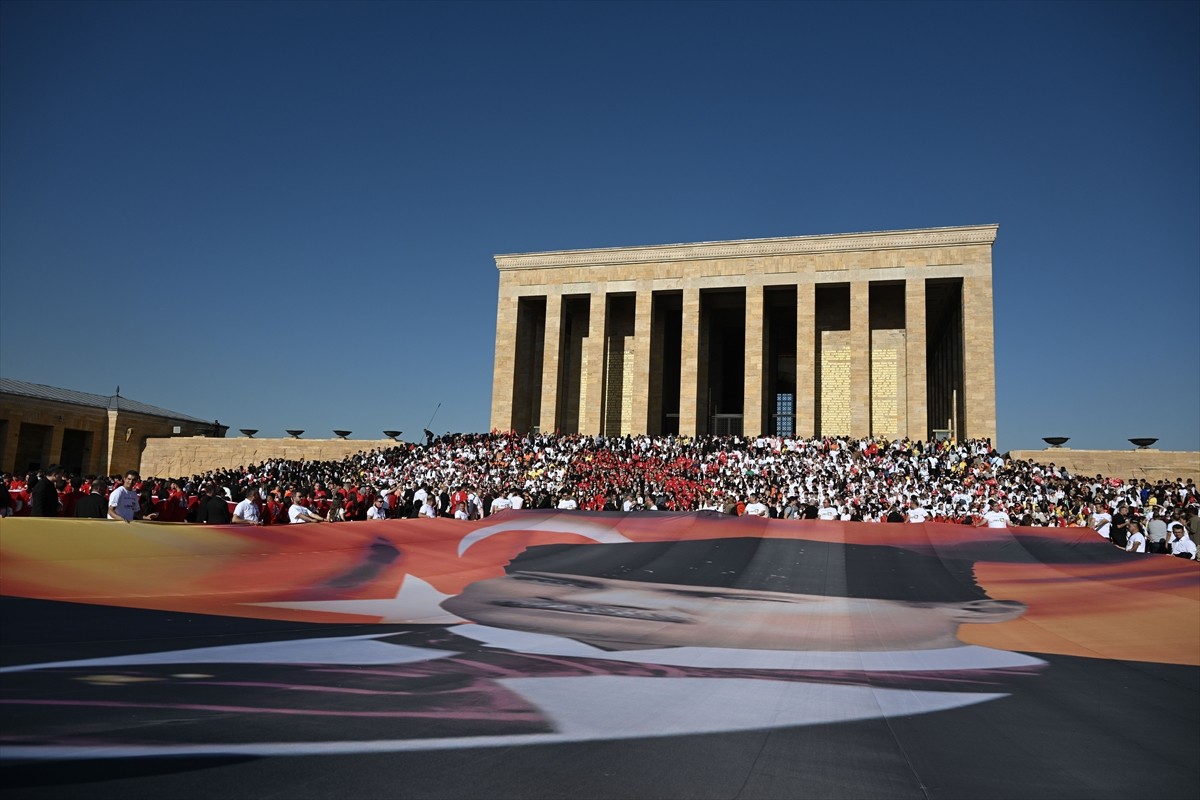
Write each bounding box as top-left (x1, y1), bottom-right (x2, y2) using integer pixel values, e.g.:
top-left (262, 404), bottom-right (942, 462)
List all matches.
top-left (870, 329), bottom-right (907, 440)
top-left (1008, 450), bottom-right (1200, 486)
top-left (140, 438), bottom-right (400, 479)
top-left (819, 331), bottom-right (851, 437)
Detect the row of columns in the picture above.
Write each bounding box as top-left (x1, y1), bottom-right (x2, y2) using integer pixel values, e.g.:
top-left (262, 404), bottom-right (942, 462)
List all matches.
top-left (496, 275), bottom-right (992, 441)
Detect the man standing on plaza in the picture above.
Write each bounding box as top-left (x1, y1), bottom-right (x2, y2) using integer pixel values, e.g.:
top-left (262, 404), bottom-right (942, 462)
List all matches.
top-left (367, 496), bottom-right (389, 520)
top-left (1110, 503), bottom-right (1130, 549)
top-left (288, 491), bottom-right (325, 524)
top-left (744, 494), bottom-right (770, 518)
top-left (1169, 522), bottom-right (1197, 559)
top-left (107, 470), bottom-right (141, 522)
top-left (976, 500), bottom-right (1011, 528)
top-left (29, 465), bottom-right (62, 517)
top-left (232, 488), bottom-right (262, 525)
top-left (73, 478), bottom-right (108, 519)
top-left (905, 497), bottom-right (931, 524)
top-left (195, 484), bottom-right (232, 525)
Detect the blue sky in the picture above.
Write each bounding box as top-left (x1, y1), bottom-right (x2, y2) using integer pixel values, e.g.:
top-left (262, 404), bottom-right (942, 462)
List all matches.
top-left (1, 0), bottom-right (1197, 452)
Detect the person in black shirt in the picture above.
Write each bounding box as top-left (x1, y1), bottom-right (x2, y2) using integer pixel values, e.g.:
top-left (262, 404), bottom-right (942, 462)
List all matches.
top-left (1110, 503), bottom-right (1130, 549)
top-left (73, 479), bottom-right (108, 519)
top-left (29, 465), bottom-right (63, 517)
top-left (194, 484), bottom-right (232, 524)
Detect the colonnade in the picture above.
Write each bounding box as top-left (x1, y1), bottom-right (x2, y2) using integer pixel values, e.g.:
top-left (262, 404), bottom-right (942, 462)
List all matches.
top-left (490, 226), bottom-right (998, 444)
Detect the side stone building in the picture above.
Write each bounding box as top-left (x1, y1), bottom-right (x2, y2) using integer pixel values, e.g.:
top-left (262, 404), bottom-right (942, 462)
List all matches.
top-left (491, 224), bottom-right (999, 443)
top-left (0, 378), bottom-right (224, 476)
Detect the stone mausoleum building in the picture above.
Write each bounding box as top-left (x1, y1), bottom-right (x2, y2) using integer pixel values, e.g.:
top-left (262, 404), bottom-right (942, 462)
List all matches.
top-left (491, 224), bottom-right (998, 443)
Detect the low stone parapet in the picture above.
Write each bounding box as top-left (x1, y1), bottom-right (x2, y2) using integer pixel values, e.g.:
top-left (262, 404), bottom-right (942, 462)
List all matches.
top-left (140, 437), bottom-right (403, 478)
top-left (1008, 449), bottom-right (1200, 485)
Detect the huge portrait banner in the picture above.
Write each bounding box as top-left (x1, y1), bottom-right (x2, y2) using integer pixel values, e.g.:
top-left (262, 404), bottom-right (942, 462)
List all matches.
top-left (1, 512), bottom-right (1197, 799)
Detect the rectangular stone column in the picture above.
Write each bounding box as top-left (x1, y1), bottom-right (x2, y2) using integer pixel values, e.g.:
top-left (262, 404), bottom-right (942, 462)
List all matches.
top-left (489, 293), bottom-right (519, 432)
top-left (630, 288), bottom-right (653, 434)
top-left (963, 274), bottom-right (998, 445)
top-left (538, 292), bottom-right (563, 434)
top-left (849, 281), bottom-right (871, 437)
top-left (679, 287), bottom-right (701, 436)
top-left (581, 289), bottom-right (608, 435)
top-left (795, 282), bottom-right (816, 438)
top-left (743, 284), bottom-right (764, 437)
top-left (904, 277), bottom-right (928, 441)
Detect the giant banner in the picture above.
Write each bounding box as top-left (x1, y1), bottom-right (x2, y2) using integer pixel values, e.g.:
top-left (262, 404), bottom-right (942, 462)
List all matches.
top-left (1, 512), bottom-right (1197, 799)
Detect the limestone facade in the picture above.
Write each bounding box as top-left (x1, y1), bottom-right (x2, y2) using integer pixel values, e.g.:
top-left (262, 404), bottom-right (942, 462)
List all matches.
top-left (491, 225), bottom-right (999, 444)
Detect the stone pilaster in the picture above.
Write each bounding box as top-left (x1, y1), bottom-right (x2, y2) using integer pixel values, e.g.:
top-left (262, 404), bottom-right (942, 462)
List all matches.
top-left (538, 291), bottom-right (563, 434)
top-left (962, 274), bottom-right (998, 444)
top-left (743, 283), bottom-right (764, 437)
top-left (905, 277), bottom-right (927, 441)
top-left (796, 282), bottom-right (816, 438)
top-left (849, 281), bottom-right (871, 436)
top-left (630, 287), bottom-right (653, 434)
top-left (489, 292), bottom-right (519, 433)
top-left (679, 287), bottom-right (701, 436)
top-left (581, 289), bottom-right (608, 435)
top-left (104, 407), bottom-right (119, 474)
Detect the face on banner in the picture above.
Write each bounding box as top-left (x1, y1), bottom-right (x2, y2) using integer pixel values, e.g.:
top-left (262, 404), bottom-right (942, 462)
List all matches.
top-left (0, 511), bottom-right (1197, 762)
top-left (442, 570), bottom-right (1023, 652)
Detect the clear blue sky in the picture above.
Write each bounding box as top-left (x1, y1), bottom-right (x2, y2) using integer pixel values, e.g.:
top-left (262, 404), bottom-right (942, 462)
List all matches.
top-left (2, 0), bottom-right (1197, 452)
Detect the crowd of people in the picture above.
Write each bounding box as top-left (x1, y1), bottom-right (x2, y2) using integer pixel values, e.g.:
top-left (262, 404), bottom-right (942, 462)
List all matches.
top-left (3, 432), bottom-right (1197, 559)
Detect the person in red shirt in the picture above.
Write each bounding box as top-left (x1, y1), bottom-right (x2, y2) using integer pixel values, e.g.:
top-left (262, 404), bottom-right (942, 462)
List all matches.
top-left (450, 486), bottom-right (469, 518)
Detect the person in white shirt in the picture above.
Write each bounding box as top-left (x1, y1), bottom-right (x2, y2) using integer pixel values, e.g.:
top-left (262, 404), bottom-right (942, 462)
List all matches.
top-left (288, 493), bottom-right (324, 524)
top-left (743, 495), bottom-right (769, 517)
top-left (490, 494), bottom-right (513, 515)
top-left (419, 497), bottom-right (437, 518)
top-left (1168, 523), bottom-right (1197, 559)
top-left (557, 492), bottom-right (578, 511)
top-left (905, 500), bottom-right (930, 524)
top-left (507, 491), bottom-right (525, 510)
top-left (367, 497), bottom-right (388, 520)
top-left (976, 501), bottom-right (1010, 528)
top-left (232, 488), bottom-right (262, 525)
top-left (816, 502), bottom-right (838, 521)
top-left (1089, 505), bottom-right (1113, 539)
top-left (107, 470), bottom-right (141, 522)
top-left (1125, 520), bottom-right (1147, 554)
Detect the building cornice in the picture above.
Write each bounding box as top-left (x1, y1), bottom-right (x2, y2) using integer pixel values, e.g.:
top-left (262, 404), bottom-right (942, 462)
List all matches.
top-left (495, 224), bottom-right (998, 271)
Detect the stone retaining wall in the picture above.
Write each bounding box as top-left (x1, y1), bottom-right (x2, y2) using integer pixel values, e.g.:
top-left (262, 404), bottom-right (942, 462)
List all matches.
top-left (140, 437), bottom-right (403, 478)
top-left (1008, 449), bottom-right (1199, 485)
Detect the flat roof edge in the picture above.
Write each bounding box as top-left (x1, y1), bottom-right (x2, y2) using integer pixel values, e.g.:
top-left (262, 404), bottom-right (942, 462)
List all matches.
top-left (495, 224), bottom-right (999, 270)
